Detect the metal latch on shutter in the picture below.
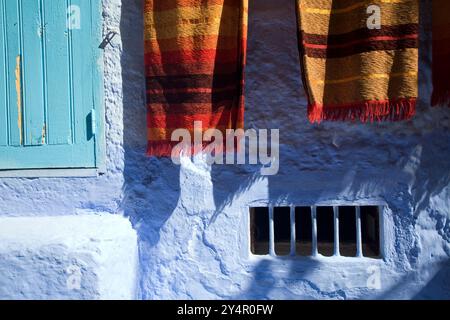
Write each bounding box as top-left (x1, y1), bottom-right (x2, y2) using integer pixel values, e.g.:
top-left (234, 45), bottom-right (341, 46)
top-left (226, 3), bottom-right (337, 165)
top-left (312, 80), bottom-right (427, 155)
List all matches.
top-left (99, 30), bottom-right (119, 49)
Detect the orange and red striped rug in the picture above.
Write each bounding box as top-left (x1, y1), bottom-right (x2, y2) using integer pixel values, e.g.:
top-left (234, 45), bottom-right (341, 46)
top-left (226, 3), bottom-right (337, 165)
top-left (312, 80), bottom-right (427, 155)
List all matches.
top-left (145, 0), bottom-right (248, 156)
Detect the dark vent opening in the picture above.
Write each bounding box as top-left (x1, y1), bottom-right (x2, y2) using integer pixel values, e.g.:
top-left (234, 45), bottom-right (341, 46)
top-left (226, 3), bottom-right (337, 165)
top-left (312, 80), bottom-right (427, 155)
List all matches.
top-left (250, 207), bottom-right (269, 255)
top-left (274, 207), bottom-right (291, 256)
top-left (295, 206), bottom-right (312, 256)
top-left (361, 206), bottom-right (380, 258)
top-left (339, 206), bottom-right (357, 257)
top-left (317, 206), bottom-right (334, 257)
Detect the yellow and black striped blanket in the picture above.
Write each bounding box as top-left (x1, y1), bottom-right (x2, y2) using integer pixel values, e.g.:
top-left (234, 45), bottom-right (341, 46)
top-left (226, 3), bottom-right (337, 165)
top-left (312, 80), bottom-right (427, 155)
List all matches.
top-left (297, 0), bottom-right (419, 123)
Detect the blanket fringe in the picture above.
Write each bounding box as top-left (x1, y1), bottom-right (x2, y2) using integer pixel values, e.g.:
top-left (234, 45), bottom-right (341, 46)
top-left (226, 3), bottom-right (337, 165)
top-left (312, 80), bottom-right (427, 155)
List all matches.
top-left (308, 98), bottom-right (417, 123)
top-left (147, 141), bottom-right (177, 157)
top-left (431, 73), bottom-right (450, 107)
top-left (431, 90), bottom-right (450, 108)
top-left (431, 60), bottom-right (450, 107)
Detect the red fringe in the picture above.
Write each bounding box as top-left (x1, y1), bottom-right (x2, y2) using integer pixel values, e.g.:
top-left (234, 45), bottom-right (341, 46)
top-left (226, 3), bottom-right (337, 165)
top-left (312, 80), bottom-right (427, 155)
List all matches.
top-left (431, 89), bottom-right (450, 108)
top-left (308, 98), bottom-right (417, 123)
top-left (147, 141), bottom-right (178, 157)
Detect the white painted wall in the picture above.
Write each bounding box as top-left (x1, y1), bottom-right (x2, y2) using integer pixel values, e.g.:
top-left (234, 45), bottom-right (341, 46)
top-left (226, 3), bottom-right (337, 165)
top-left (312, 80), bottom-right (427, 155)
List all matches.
top-left (0, 0), bottom-right (448, 299)
top-left (0, 215), bottom-right (138, 299)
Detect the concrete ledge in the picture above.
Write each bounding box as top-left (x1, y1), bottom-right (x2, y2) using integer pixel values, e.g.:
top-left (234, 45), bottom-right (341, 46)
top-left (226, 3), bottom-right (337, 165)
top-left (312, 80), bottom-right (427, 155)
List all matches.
top-left (0, 169), bottom-right (100, 178)
top-left (0, 214), bottom-right (138, 300)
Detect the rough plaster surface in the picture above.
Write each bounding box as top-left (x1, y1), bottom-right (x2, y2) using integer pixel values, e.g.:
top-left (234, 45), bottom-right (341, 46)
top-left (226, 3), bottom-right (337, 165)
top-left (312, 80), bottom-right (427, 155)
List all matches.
top-left (0, 0), bottom-right (449, 299)
top-left (0, 214), bottom-right (138, 299)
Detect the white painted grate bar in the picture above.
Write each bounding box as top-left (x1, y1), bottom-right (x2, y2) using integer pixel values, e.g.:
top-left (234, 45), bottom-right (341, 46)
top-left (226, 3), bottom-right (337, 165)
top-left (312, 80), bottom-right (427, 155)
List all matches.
top-left (378, 205), bottom-right (385, 259)
top-left (290, 205), bottom-right (296, 256)
top-left (269, 205), bottom-right (275, 256)
top-left (311, 206), bottom-right (318, 257)
top-left (356, 206), bottom-right (363, 257)
top-left (334, 206), bottom-right (340, 257)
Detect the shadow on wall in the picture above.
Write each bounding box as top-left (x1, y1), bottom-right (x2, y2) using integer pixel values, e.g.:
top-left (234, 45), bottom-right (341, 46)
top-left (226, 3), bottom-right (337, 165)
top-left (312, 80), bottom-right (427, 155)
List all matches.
top-left (413, 260), bottom-right (450, 299)
top-left (211, 0), bottom-right (450, 223)
top-left (234, 259), bottom-right (335, 300)
top-left (240, 259), bottom-right (450, 300)
top-left (119, 0), bottom-right (181, 293)
top-left (375, 259), bottom-right (450, 299)
top-left (212, 0), bottom-right (449, 299)
top-left (117, 0), bottom-right (449, 299)
top-left (409, 0), bottom-right (450, 215)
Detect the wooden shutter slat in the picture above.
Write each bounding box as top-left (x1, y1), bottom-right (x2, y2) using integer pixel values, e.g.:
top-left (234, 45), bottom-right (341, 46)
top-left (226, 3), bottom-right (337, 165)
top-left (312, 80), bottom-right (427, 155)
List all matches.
top-left (44, 0), bottom-right (73, 145)
top-left (71, 0), bottom-right (93, 145)
top-left (0, 0), bottom-right (7, 146)
top-left (21, 0), bottom-right (45, 146)
top-left (3, 0), bottom-right (22, 147)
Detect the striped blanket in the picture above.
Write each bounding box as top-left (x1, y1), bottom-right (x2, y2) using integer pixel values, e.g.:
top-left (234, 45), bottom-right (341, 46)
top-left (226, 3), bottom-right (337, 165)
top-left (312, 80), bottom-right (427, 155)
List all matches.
top-left (432, 0), bottom-right (450, 107)
top-left (297, 0), bottom-right (419, 123)
top-left (145, 0), bottom-right (248, 156)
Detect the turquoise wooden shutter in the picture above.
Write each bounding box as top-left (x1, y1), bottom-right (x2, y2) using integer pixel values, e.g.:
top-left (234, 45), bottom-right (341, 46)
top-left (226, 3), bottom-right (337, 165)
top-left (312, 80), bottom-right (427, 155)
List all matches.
top-left (0, 0), bottom-right (103, 170)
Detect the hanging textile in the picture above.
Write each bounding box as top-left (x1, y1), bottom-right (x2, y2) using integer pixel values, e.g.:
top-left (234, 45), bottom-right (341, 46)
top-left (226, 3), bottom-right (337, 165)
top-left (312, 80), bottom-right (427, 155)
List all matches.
top-left (431, 0), bottom-right (450, 107)
top-left (145, 0), bottom-right (248, 156)
top-left (296, 0), bottom-right (419, 123)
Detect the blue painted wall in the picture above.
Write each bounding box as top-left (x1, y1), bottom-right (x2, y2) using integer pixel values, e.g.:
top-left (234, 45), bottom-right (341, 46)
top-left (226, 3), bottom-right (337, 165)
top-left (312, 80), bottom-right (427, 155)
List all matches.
top-left (0, 0), bottom-right (449, 299)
